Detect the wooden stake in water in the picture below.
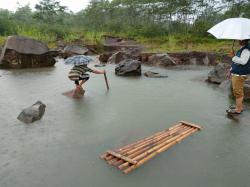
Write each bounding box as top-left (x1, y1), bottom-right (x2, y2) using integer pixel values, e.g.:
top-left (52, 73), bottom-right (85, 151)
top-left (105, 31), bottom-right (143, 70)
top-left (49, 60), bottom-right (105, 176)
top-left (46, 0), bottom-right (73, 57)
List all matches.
top-left (104, 72), bottom-right (110, 90)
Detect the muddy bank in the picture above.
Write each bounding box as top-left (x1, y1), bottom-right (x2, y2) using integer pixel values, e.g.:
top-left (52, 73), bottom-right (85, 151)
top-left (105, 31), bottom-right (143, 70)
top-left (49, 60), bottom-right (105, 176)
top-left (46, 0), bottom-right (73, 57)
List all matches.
top-left (99, 51), bottom-right (230, 67)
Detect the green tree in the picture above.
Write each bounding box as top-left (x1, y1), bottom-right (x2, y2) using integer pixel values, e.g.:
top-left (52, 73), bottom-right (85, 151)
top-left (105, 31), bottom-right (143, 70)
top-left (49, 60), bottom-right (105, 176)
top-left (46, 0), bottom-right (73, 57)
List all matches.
top-left (0, 9), bottom-right (17, 35)
top-left (34, 0), bottom-right (67, 24)
top-left (14, 4), bottom-right (34, 23)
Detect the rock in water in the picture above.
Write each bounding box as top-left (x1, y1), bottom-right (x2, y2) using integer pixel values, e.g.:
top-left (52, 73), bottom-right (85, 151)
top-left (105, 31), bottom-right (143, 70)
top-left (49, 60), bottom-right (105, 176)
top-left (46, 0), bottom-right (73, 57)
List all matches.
top-left (0, 36), bottom-right (55, 69)
top-left (62, 88), bottom-right (85, 99)
top-left (115, 59), bottom-right (141, 76)
top-left (17, 101), bottom-right (46, 124)
top-left (144, 71), bottom-right (168, 78)
top-left (147, 54), bottom-right (176, 67)
top-left (207, 63), bottom-right (230, 84)
top-left (108, 51), bottom-right (133, 64)
top-left (99, 52), bottom-right (113, 64)
top-left (62, 45), bottom-right (89, 58)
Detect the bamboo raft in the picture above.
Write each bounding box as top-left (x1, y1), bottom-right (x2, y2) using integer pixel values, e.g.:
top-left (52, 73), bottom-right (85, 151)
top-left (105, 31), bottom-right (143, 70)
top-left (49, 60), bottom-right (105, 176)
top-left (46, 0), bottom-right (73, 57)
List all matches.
top-left (100, 121), bottom-right (201, 174)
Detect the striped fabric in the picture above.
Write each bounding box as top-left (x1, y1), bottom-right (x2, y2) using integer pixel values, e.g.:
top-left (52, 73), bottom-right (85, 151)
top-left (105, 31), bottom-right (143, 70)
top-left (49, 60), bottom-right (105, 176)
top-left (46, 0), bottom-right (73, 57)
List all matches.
top-left (68, 65), bottom-right (93, 81)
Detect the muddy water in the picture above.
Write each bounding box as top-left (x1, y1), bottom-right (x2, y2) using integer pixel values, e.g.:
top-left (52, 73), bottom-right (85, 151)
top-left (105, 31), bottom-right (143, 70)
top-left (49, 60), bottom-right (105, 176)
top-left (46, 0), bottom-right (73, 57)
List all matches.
top-left (0, 60), bottom-right (250, 187)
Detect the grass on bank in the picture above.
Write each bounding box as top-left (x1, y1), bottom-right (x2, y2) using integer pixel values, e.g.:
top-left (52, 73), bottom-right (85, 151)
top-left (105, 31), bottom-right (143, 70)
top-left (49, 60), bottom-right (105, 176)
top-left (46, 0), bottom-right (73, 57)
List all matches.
top-left (0, 28), bottom-right (235, 54)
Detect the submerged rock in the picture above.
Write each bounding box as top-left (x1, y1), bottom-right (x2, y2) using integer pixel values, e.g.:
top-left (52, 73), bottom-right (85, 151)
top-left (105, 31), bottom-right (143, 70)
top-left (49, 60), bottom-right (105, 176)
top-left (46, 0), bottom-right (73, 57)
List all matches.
top-left (17, 101), bottom-right (46, 124)
top-left (62, 88), bottom-right (85, 99)
top-left (0, 36), bottom-right (55, 69)
top-left (144, 71), bottom-right (168, 78)
top-left (115, 59), bottom-right (141, 76)
top-left (207, 63), bottom-right (230, 84)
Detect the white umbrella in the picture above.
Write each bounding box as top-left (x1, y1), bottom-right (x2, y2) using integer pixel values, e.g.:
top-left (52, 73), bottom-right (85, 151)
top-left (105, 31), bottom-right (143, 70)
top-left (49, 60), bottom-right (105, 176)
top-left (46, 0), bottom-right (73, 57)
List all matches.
top-left (207, 18), bottom-right (250, 40)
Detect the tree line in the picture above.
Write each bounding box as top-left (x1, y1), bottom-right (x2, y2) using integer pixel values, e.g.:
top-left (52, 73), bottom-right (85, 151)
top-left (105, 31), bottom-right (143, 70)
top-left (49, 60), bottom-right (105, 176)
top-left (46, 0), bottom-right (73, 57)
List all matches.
top-left (0, 0), bottom-right (250, 42)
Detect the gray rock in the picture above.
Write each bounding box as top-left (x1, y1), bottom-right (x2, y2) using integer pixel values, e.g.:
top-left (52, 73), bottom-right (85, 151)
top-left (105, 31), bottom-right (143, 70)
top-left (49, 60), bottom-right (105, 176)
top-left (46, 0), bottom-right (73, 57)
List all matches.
top-left (99, 52), bottom-right (113, 63)
top-left (147, 54), bottom-right (176, 67)
top-left (1, 35), bottom-right (49, 55)
top-left (115, 59), bottom-right (141, 76)
top-left (63, 45), bottom-right (89, 58)
top-left (0, 36), bottom-right (55, 69)
top-left (207, 63), bottom-right (231, 84)
top-left (144, 71), bottom-right (168, 78)
top-left (17, 101), bottom-right (46, 124)
top-left (108, 51), bottom-right (134, 64)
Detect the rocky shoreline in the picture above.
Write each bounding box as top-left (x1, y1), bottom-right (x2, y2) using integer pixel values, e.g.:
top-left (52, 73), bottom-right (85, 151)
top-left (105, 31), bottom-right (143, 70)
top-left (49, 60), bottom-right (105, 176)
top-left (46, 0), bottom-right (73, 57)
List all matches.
top-left (0, 35), bottom-right (249, 100)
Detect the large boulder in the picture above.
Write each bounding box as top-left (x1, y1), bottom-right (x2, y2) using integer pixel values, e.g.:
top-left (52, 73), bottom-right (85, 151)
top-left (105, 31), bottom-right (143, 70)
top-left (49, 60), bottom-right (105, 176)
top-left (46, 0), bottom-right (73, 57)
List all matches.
top-left (62, 45), bottom-right (89, 58)
top-left (17, 101), bottom-right (46, 124)
top-left (146, 54), bottom-right (176, 67)
top-left (108, 51), bottom-right (136, 64)
top-left (115, 59), bottom-right (141, 76)
top-left (207, 63), bottom-right (231, 84)
top-left (0, 36), bottom-right (55, 69)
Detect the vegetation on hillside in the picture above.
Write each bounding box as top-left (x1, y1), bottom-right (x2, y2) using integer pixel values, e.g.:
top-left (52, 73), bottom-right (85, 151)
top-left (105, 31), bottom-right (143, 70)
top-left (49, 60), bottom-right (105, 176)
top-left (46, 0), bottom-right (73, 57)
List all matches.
top-left (0, 0), bottom-right (249, 52)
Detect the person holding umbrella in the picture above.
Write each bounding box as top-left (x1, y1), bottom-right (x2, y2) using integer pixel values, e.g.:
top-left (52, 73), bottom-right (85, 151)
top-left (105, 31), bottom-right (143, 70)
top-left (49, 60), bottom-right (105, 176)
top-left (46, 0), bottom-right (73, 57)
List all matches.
top-left (208, 18), bottom-right (250, 114)
top-left (227, 39), bottom-right (250, 114)
top-left (65, 55), bottom-right (105, 91)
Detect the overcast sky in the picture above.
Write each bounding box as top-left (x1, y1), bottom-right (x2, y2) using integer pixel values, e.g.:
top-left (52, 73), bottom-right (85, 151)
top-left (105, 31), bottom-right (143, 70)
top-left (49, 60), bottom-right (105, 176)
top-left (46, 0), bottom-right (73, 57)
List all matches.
top-left (0, 0), bottom-right (91, 13)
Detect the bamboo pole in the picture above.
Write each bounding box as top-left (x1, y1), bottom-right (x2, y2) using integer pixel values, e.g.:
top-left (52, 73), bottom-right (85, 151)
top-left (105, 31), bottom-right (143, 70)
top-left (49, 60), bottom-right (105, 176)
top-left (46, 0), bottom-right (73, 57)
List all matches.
top-left (126, 126), bottom-right (189, 158)
top-left (104, 72), bottom-right (110, 90)
top-left (110, 125), bottom-right (188, 166)
top-left (107, 126), bottom-right (187, 165)
top-left (118, 128), bottom-right (194, 170)
top-left (106, 150), bottom-right (137, 164)
top-left (180, 121), bottom-right (201, 130)
top-left (123, 128), bottom-right (198, 174)
top-left (132, 128), bottom-right (196, 161)
top-left (115, 123), bottom-right (182, 152)
top-left (111, 126), bottom-right (188, 166)
top-left (115, 123), bottom-right (183, 154)
top-left (104, 155), bottom-right (115, 161)
top-left (124, 126), bottom-right (188, 156)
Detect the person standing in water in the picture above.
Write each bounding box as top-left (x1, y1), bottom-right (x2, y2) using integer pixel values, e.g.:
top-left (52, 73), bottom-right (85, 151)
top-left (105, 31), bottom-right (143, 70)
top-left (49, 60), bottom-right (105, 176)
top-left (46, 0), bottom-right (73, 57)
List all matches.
top-left (227, 39), bottom-right (250, 114)
top-left (68, 63), bottom-right (105, 91)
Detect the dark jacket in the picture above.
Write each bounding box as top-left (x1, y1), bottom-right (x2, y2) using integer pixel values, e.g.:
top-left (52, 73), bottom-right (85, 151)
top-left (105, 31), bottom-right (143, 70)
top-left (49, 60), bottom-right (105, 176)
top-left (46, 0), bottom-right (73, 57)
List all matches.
top-left (231, 44), bottom-right (250, 75)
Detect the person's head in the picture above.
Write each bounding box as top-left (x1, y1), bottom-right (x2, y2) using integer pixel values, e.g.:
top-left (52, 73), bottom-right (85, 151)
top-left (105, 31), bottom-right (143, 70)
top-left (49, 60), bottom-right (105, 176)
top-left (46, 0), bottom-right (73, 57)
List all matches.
top-left (238, 39), bottom-right (249, 46)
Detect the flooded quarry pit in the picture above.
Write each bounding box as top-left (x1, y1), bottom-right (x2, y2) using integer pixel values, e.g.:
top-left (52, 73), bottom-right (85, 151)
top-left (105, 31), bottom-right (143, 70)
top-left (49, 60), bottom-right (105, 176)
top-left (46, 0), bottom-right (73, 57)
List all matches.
top-left (0, 60), bottom-right (250, 187)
